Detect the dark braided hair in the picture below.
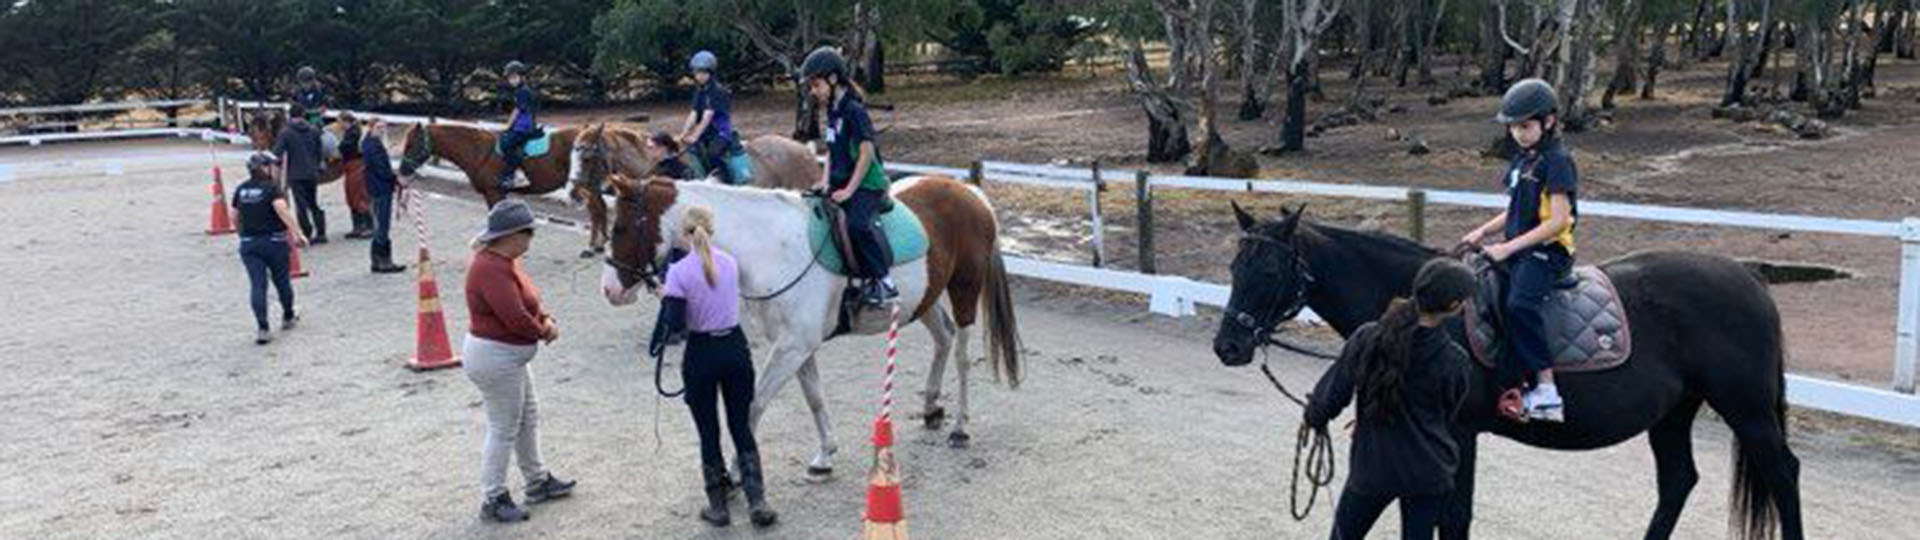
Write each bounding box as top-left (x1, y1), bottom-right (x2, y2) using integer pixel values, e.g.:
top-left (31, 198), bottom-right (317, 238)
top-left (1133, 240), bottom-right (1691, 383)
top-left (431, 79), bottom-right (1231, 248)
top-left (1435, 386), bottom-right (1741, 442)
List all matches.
top-left (1357, 259), bottom-right (1476, 423)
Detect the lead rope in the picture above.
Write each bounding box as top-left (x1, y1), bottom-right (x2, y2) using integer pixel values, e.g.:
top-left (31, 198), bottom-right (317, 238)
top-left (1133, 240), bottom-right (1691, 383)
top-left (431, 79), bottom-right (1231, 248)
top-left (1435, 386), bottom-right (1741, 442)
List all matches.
top-left (1260, 350), bottom-right (1337, 521)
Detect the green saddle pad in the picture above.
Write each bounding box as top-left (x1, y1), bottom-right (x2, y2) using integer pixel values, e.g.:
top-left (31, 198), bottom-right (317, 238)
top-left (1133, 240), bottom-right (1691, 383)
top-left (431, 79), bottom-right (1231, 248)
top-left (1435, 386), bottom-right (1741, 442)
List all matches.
top-left (809, 199), bottom-right (930, 276)
top-left (495, 130), bottom-right (552, 159)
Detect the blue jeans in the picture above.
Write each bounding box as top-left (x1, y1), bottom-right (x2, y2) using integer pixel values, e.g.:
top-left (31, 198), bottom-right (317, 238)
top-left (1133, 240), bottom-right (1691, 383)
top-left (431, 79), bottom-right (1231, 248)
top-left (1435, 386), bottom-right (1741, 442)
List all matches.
top-left (371, 191), bottom-right (396, 262)
top-left (1499, 247), bottom-right (1572, 389)
top-left (239, 234), bottom-right (295, 330)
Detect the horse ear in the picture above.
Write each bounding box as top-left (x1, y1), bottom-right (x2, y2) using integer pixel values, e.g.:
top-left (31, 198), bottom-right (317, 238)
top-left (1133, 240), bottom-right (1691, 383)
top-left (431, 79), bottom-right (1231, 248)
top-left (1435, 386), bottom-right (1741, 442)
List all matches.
top-left (1293, 203), bottom-right (1308, 217)
top-left (1231, 200), bottom-right (1258, 232)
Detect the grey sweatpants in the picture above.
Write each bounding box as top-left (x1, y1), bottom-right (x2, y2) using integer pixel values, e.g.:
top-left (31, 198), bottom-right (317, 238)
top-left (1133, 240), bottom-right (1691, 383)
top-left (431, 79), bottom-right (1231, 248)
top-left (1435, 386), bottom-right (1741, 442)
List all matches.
top-left (462, 334), bottom-right (548, 500)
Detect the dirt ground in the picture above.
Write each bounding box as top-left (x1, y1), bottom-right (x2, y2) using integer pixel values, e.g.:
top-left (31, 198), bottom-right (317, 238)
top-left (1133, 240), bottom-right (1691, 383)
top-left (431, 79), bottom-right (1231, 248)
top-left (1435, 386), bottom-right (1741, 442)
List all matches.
top-left (5, 142), bottom-right (1920, 539)
top-left (536, 56), bottom-right (1920, 386)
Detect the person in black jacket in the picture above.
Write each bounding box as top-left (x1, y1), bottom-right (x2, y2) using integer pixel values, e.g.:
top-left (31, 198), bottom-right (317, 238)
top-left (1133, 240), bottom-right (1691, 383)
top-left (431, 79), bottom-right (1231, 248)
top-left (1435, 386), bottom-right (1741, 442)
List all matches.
top-left (1305, 258), bottom-right (1476, 540)
top-left (273, 104), bottom-right (328, 244)
top-left (359, 117), bottom-right (407, 274)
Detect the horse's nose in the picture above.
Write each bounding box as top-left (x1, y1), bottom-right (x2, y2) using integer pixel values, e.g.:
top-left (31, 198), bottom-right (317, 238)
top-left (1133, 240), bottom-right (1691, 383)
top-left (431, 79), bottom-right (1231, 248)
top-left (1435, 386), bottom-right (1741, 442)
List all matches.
top-left (1214, 338), bottom-right (1245, 366)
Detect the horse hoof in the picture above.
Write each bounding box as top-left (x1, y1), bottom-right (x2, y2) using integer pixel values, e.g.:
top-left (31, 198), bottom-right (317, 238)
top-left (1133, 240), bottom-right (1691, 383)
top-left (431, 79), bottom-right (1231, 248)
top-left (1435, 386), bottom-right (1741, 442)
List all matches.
top-left (948, 431), bottom-right (972, 449)
top-left (805, 466), bottom-right (834, 478)
top-left (579, 249), bottom-right (597, 259)
top-left (921, 407), bottom-right (948, 430)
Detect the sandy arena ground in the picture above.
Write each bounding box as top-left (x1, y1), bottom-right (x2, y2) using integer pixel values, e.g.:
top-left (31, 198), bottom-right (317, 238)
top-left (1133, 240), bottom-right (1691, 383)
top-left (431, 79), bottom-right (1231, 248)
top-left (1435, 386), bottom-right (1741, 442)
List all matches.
top-left (2, 141), bottom-right (1916, 539)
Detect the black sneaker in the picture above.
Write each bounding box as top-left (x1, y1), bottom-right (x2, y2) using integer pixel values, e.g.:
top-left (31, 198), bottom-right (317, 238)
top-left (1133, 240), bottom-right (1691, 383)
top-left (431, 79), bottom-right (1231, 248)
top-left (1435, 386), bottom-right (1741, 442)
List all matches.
top-left (254, 329), bottom-right (272, 345)
top-left (480, 492), bottom-right (529, 522)
top-left (525, 473), bottom-right (575, 504)
top-left (281, 314), bottom-right (299, 331)
top-left (311, 235), bottom-right (329, 245)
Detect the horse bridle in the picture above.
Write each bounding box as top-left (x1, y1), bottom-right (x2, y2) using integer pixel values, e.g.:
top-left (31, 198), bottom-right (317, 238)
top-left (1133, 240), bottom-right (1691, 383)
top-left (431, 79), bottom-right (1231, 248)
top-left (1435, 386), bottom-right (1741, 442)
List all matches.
top-left (400, 122), bottom-right (433, 174)
top-left (605, 193), bottom-right (664, 291)
top-left (1225, 232), bottom-right (1317, 346)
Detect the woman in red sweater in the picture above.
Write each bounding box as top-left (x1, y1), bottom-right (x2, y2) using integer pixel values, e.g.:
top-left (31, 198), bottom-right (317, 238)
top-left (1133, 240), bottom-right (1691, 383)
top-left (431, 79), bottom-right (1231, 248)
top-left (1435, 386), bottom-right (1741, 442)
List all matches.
top-left (462, 199), bottom-right (574, 523)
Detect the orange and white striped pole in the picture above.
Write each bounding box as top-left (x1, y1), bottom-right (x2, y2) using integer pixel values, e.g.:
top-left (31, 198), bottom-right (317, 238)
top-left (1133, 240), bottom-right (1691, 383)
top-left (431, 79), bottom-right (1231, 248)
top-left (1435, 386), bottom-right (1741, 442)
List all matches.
top-left (863, 305), bottom-right (909, 539)
top-left (405, 188), bottom-right (459, 371)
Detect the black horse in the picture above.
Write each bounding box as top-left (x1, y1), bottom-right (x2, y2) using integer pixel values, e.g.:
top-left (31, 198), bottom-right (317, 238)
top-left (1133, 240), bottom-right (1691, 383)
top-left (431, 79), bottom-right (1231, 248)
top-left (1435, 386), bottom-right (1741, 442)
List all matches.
top-left (1212, 203), bottom-right (1802, 540)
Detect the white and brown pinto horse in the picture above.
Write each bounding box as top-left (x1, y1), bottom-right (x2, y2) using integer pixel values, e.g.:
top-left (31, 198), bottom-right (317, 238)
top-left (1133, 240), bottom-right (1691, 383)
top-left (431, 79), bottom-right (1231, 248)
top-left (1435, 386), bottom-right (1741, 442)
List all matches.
top-left (599, 174), bottom-right (1022, 475)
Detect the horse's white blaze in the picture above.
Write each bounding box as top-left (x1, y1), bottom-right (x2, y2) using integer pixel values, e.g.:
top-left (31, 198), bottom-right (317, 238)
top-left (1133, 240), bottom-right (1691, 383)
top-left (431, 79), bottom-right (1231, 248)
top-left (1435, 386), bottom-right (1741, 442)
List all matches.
top-left (602, 264), bottom-right (639, 306)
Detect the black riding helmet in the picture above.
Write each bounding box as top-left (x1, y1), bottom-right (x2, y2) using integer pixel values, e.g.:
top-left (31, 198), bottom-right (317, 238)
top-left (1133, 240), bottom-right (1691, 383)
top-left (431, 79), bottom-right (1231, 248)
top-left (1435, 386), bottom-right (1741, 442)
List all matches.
top-left (1494, 78), bottom-right (1558, 124)
top-left (504, 61), bottom-right (527, 78)
top-left (800, 46), bottom-right (847, 82)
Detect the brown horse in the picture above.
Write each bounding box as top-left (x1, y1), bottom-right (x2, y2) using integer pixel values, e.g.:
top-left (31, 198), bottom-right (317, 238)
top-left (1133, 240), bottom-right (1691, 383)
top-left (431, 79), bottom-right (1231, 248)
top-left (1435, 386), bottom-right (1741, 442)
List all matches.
top-left (245, 109), bottom-right (345, 184)
top-left (572, 124), bottom-right (822, 257)
top-left (598, 174), bottom-right (1022, 474)
top-left (395, 122), bottom-right (589, 249)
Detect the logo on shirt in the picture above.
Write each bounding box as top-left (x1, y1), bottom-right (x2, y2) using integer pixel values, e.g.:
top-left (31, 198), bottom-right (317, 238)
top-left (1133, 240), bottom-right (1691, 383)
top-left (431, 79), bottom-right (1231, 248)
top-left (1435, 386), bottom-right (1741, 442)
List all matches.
top-left (825, 117), bottom-right (841, 144)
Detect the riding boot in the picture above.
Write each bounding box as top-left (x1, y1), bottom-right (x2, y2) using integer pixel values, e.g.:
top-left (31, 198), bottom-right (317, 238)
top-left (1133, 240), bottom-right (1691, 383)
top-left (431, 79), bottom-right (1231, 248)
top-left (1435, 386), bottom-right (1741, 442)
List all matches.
top-left (739, 452), bottom-right (778, 527)
top-left (699, 464), bottom-right (732, 526)
top-left (345, 213), bottom-right (372, 239)
top-left (371, 243), bottom-right (407, 274)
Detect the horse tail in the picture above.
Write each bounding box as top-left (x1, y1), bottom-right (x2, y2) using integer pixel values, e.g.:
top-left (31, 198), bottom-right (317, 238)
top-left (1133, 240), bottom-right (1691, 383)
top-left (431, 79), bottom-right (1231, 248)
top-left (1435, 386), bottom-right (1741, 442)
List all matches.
top-left (982, 247), bottom-right (1024, 389)
top-left (1728, 299), bottom-right (1791, 540)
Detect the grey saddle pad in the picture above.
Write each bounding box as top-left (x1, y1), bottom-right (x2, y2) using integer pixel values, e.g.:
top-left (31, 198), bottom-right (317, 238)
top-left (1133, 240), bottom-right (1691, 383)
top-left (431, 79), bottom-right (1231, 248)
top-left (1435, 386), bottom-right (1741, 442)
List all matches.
top-left (1466, 265), bottom-right (1633, 373)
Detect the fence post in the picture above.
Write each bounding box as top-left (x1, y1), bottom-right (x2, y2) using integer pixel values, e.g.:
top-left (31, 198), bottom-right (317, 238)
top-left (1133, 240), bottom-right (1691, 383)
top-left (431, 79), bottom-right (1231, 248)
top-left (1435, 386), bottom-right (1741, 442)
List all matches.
top-left (1896, 218), bottom-right (1920, 393)
top-left (1135, 169), bottom-right (1156, 274)
top-left (1406, 189), bottom-right (1428, 244)
top-left (1089, 160), bottom-right (1106, 267)
top-left (968, 160), bottom-right (984, 187)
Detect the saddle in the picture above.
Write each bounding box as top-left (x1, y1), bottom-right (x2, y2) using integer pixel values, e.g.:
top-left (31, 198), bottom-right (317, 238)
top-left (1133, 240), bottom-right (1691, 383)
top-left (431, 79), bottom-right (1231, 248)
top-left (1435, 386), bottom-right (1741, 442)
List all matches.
top-left (810, 197), bottom-right (925, 277)
top-left (1464, 260), bottom-right (1633, 373)
top-left (494, 128), bottom-right (552, 159)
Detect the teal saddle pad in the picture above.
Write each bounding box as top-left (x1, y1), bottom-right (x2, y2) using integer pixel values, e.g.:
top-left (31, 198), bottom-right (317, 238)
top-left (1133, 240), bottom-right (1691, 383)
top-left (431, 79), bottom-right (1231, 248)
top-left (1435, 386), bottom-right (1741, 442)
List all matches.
top-left (495, 130), bottom-right (552, 158)
top-left (809, 199), bottom-right (929, 276)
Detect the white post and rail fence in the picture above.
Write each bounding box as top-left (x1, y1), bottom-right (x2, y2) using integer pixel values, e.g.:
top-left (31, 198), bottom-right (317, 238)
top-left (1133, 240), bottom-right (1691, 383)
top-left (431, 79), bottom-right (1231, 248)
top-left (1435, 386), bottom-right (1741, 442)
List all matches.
top-left (11, 97), bottom-right (1917, 428)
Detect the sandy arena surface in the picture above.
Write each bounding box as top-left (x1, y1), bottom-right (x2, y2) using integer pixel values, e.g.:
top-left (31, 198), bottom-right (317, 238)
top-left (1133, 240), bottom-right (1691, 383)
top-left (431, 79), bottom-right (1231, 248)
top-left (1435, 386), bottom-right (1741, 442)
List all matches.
top-left (2, 141), bottom-right (1916, 539)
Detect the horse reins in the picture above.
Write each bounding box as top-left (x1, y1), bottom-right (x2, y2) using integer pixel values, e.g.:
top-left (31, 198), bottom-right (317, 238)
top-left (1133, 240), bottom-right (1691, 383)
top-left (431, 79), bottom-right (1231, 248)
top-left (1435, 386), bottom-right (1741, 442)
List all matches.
top-left (1226, 232), bottom-right (1338, 520)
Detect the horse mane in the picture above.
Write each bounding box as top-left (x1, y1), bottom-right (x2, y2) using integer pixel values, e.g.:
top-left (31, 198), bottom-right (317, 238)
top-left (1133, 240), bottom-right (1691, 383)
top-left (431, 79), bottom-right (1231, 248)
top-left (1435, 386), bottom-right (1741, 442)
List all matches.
top-left (1301, 220), bottom-right (1441, 259)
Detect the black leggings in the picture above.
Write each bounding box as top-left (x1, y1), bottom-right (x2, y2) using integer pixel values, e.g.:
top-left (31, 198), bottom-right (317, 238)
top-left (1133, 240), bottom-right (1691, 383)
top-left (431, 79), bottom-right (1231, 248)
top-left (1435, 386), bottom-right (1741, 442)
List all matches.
top-left (1329, 486), bottom-right (1444, 540)
top-left (238, 235), bottom-right (295, 330)
top-left (289, 179), bottom-right (325, 238)
top-left (682, 330), bottom-right (758, 471)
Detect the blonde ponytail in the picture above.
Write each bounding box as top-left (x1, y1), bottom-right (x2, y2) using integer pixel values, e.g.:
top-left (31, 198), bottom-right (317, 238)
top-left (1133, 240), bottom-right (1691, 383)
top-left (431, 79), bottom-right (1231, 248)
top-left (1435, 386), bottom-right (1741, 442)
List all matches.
top-left (683, 206), bottom-right (719, 287)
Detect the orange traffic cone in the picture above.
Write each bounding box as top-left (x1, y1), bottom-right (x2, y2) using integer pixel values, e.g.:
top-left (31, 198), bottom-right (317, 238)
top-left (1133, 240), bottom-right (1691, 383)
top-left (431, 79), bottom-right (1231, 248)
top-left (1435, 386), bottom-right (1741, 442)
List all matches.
top-left (862, 417), bottom-right (909, 540)
top-left (288, 244), bottom-right (310, 278)
top-left (206, 167), bottom-right (235, 235)
top-left (408, 247), bottom-right (461, 371)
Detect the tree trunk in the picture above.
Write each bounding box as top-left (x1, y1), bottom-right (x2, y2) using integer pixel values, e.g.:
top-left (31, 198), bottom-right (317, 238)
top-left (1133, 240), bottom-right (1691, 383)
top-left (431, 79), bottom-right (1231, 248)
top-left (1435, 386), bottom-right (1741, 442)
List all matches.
top-left (1390, 1), bottom-right (1413, 86)
top-left (1238, 0), bottom-right (1269, 120)
top-left (864, 3), bottom-right (886, 95)
top-left (1560, 0), bottom-right (1601, 130)
top-left (1126, 41), bottom-right (1193, 162)
top-left (1721, 0), bottom-right (1766, 107)
top-left (1753, 18), bottom-right (1780, 80)
top-left (1190, 0), bottom-right (1227, 174)
top-left (1603, 0), bottom-right (1644, 110)
top-left (1642, 20), bottom-right (1671, 99)
top-left (1480, 0), bottom-right (1510, 92)
top-left (1280, 61), bottom-right (1311, 152)
top-left (1417, 0), bottom-right (1447, 85)
top-left (1350, 0), bottom-right (1373, 80)
top-left (1689, 0), bottom-right (1714, 59)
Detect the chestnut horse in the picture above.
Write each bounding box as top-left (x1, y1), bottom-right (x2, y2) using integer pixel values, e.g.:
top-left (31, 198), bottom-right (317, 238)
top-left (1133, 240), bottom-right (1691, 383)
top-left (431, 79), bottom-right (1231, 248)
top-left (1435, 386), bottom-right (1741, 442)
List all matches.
top-left (572, 124), bottom-right (821, 256)
top-left (244, 109), bottom-right (344, 184)
top-left (395, 122), bottom-right (590, 251)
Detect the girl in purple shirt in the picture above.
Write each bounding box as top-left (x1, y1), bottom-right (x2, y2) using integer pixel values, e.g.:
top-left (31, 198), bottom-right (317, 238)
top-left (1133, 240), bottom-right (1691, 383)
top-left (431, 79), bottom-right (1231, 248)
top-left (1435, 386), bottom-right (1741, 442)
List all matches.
top-left (649, 205), bottom-right (777, 528)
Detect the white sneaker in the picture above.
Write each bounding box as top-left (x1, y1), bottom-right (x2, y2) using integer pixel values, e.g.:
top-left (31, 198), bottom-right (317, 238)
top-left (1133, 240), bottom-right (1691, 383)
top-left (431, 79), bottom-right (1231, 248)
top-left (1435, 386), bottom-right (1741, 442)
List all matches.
top-left (1524, 383), bottom-right (1565, 423)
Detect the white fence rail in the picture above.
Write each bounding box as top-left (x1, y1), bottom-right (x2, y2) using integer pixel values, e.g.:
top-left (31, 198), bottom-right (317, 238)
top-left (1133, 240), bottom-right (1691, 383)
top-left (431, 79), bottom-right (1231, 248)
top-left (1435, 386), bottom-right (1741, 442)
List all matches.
top-left (958, 159), bottom-right (1920, 398)
top-left (23, 96), bottom-right (1900, 425)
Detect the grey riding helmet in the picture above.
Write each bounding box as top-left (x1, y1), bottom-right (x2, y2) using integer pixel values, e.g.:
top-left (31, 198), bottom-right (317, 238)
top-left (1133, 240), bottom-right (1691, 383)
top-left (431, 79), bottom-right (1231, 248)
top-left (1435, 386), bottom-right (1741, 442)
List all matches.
top-left (690, 50), bottom-right (718, 73)
top-left (504, 61), bottom-right (527, 77)
top-left (800, 46), bottom-right (847, 81)
top-left (1494, 78), bottom-right (1558, 124)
